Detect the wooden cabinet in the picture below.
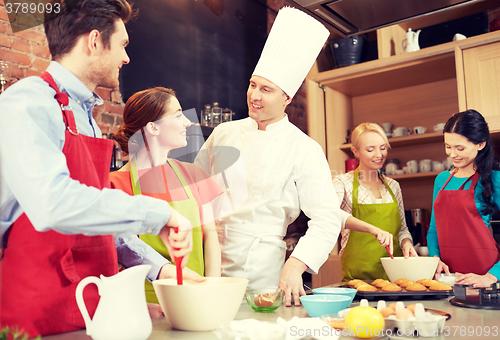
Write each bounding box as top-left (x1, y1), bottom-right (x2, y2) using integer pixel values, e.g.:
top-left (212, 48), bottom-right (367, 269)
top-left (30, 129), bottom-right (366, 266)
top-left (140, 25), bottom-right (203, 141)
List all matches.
top-left (459, 41), bottom-right (500, 130)
top-left (307, 30), bottom-right (500, 288)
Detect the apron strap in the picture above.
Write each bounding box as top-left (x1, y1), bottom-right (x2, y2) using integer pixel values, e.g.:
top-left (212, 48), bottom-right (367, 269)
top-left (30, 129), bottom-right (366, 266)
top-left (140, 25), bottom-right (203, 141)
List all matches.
top-left (352, 168), bottom-right (361, 208)
top-left (165, 159), bottom-right (195, 200)
top-left (458, 172), bottom-right (480, 191)
top-left (129, 156), bottom-right (195, 200)
top-left (441, 168), bottom-right (480, 191)
top-left (440, 168), bottom-right (458, 191)
top-left (352, 168), bottom-right (397, 208)
top-left (40, 72), bottom-right (79, 135)
top-left (129, 156), bottom-right (143, 195)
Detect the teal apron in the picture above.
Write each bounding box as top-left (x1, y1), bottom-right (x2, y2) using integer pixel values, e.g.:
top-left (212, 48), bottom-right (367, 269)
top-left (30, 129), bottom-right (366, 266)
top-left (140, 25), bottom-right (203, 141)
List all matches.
top-left (341, 168), bottom-right (403, 281)
top-left (130, 157), bottom-right (204, 303)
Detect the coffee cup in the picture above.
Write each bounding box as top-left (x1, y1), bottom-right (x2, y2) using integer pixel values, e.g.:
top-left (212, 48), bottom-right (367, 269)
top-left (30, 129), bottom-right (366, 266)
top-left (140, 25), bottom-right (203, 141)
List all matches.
top-left (433, 163), bottom-right (445, 172)
top-left (420, 159), bottom-right (432, 172)
top-left (434, 123), bottom-right (446, 131)
top-left (393, 127), bottom-right (410, 137)
top-left (403, 166), bottom-right (409, 174)
top-left (386, 163), bottom-right (398, 176)
top-left (381, 123), bottom-right (393, 133)
top-left (407, 160), bottom-right (418, 173)
top-left (395, 169), bottom-right (405, 175)
top-left (413, 126), bottom-right (426, 134)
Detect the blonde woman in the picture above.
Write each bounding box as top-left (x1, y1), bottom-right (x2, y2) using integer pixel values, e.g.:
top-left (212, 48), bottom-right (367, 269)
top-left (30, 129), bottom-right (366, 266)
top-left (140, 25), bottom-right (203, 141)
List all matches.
top-left (334, 123), bottom-right (417, 281)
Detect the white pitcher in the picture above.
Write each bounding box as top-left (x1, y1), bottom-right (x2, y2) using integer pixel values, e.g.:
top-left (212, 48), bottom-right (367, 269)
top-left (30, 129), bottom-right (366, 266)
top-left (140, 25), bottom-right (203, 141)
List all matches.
top-left (403, 28), bottom-right (421, 52)
top-left (76, 265), bottom-right (153, 340)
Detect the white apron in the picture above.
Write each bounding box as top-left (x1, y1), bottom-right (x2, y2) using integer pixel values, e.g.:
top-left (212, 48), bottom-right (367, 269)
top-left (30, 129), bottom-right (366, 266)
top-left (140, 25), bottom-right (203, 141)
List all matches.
top-left (218, 223), bottom-right (286, 289)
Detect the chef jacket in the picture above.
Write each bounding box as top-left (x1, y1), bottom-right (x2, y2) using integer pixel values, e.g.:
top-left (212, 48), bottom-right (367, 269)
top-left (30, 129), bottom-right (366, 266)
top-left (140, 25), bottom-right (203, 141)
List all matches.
top-left (428, 170), bottom-right (500, 279)
top-left (194, 115), bottom-right (347, 283)
top-left (0, 61), bottom-right (171, 281)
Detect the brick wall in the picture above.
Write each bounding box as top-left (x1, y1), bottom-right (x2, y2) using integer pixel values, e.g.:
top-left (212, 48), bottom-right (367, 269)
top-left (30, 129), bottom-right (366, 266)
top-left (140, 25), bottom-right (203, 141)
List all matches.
top-left (0, 0), bottom-right (124, 135)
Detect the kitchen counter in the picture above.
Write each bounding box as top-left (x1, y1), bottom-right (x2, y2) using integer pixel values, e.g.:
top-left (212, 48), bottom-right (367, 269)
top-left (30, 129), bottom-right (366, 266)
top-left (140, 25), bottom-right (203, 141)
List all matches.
top-left (42, 297), bottom-right (500, 340)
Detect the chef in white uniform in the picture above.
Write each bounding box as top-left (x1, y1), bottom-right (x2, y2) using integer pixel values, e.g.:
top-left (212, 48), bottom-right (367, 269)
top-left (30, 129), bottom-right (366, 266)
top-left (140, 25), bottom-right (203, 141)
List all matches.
top-left (195, 7), bottom-right (347, 306)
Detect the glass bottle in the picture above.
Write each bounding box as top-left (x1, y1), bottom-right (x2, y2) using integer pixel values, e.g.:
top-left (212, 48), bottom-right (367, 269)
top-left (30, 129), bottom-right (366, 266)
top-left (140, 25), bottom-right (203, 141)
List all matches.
top-left (202, 104), bottom-right (212, 127)
top-left (212, 102), bottom-right (221, 127)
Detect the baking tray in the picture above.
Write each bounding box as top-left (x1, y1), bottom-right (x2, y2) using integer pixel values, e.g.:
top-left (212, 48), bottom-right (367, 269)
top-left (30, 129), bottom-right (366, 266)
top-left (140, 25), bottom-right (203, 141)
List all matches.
top-left (327, 281), bottom-right (454, 301)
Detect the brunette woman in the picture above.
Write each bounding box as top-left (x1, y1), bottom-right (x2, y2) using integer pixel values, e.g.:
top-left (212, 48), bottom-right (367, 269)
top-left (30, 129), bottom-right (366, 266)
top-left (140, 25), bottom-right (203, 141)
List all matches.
top-left (111, 87), bottom-right (223, 303)
top-left (428, 109), bottom-right (500, 288)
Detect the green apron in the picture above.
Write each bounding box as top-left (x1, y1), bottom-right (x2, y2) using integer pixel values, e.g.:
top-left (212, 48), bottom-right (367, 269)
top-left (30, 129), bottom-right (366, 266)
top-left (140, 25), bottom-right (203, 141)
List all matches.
top-left (130, 157), bottom-right (204, 303)
top-left (341, 168), bottom-right (403, 281)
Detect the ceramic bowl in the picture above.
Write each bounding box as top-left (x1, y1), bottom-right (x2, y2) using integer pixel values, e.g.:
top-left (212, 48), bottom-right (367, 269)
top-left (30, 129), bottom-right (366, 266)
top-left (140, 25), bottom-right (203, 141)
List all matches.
top-left (153, 277), bottom-right (248, 331)
top-left (312, 287), bottom-right (357, 305)
top-left (300, 295), bottom-right (352, 318)
top-left (380, 257), bottom-right (439, 282)
top-left (435, 273), bottom-right (458, 286)
top-left (245, 288), bottom-right (284, 312)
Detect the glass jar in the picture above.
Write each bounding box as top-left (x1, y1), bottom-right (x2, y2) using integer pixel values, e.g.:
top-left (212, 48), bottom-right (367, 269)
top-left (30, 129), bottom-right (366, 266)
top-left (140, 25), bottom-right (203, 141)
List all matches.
top-left (212, 102), bottom-right (221, 127)
top-left (202, 104), bottom-right (212, 126)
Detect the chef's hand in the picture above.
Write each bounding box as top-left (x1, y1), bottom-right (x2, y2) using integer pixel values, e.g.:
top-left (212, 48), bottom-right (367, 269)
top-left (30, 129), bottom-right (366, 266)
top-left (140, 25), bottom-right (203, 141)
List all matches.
top-left (158, 264), bottom-right (206, 282)
top-left (147, 303), bottom-right (164, 318)
top-left (434, 256), bottom-right (451, 275)
top-left (279, 257), bottom-right (307, 307)
top-left (455, 272), bottom-right (498, 288)
top-left (401, 238), bottom-right (418, 258)
top-left (371, 227), bottom-right (393, 254)
top-left (158, 207), bottom-right (193, 267)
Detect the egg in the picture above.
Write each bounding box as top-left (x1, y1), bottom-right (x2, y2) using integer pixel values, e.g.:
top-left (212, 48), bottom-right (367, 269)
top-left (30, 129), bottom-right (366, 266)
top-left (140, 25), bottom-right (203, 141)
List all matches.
top-left (254, 293), bottom-right (275, 307)
top-left (406, 303), bottom-right (416, 313)
top-left (388, 302), bottom-right (398, 311)
top-left (380, 307), bottom-right (396, 318)
top-left (395, 308), bottom-right (414, 320)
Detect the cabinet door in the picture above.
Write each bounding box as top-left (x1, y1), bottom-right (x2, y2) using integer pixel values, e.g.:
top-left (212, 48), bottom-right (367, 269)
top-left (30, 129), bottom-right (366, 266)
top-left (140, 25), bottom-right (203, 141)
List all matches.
top-left (462, 42), bottom-right (500, 131)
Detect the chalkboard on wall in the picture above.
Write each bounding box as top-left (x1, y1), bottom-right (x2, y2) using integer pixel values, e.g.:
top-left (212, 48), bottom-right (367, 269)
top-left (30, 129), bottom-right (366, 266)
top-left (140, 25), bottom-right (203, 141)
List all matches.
top-left (121, 0), bottom-right (268, 122)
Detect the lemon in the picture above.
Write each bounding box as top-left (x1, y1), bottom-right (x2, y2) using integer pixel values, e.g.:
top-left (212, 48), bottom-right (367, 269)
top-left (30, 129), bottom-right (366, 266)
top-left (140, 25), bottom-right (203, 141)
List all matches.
top-left (345, 306), bottom-right (385, 339)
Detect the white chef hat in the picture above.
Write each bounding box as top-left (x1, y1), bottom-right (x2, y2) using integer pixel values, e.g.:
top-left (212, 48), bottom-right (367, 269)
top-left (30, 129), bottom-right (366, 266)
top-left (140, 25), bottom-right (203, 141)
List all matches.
top-left (252, 7), bottom-right (330, 98)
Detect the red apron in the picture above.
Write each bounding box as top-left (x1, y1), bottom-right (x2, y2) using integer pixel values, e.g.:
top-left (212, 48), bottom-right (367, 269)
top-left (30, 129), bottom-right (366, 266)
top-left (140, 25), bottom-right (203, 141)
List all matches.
top-left (434, 170), bottom-right (500, 274)
top-left (0, 72), bottom-right (118, 337)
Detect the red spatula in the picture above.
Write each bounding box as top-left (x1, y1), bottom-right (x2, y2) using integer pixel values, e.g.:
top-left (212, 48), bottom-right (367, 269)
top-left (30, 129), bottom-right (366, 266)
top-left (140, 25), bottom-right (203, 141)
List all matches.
top-left (174, 227), bottom-right (183, 285)
top-left (385, 245), bottom-right (394, 259)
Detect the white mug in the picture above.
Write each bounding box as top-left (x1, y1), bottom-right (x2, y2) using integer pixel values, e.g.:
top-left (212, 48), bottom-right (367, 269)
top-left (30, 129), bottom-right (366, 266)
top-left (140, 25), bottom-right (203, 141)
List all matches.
top-left (386, 163), bottom-right (398, 176)
top-left (403, 166), bottom-right (409, 174)
top-left (381, 123), bottom-right (393, 133)
top-left (393, 127), bottom-right (410, 137)
top-left (434, 163), bottom-right (445, 172)
top-left (407, 160), bottom-right (418, 173)
top-left (395, 169), bottom-right (405, 175)
top-left (420, 163), bottom-right (432, 172)
top-left (434, 123), bottom-right (446, 131)
top-left (420, 159), bottom-right (432, 172)
top-left (413, 126), bottom-right (426, 134)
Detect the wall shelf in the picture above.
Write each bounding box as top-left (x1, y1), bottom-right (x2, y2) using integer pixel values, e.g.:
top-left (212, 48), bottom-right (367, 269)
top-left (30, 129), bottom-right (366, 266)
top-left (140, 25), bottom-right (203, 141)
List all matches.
top-left (339, 131), bottom-right (445, 151)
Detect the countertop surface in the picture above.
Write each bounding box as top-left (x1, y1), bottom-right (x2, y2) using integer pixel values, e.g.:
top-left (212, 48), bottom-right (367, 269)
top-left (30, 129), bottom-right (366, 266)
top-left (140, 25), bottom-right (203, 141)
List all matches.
top-left (42, 295), bottom-right (500, 340)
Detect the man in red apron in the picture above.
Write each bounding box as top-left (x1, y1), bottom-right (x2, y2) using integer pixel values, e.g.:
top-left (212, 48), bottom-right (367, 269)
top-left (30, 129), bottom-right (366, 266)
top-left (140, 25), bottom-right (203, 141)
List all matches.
top-left (0, 1), bottom-right (191, 337)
